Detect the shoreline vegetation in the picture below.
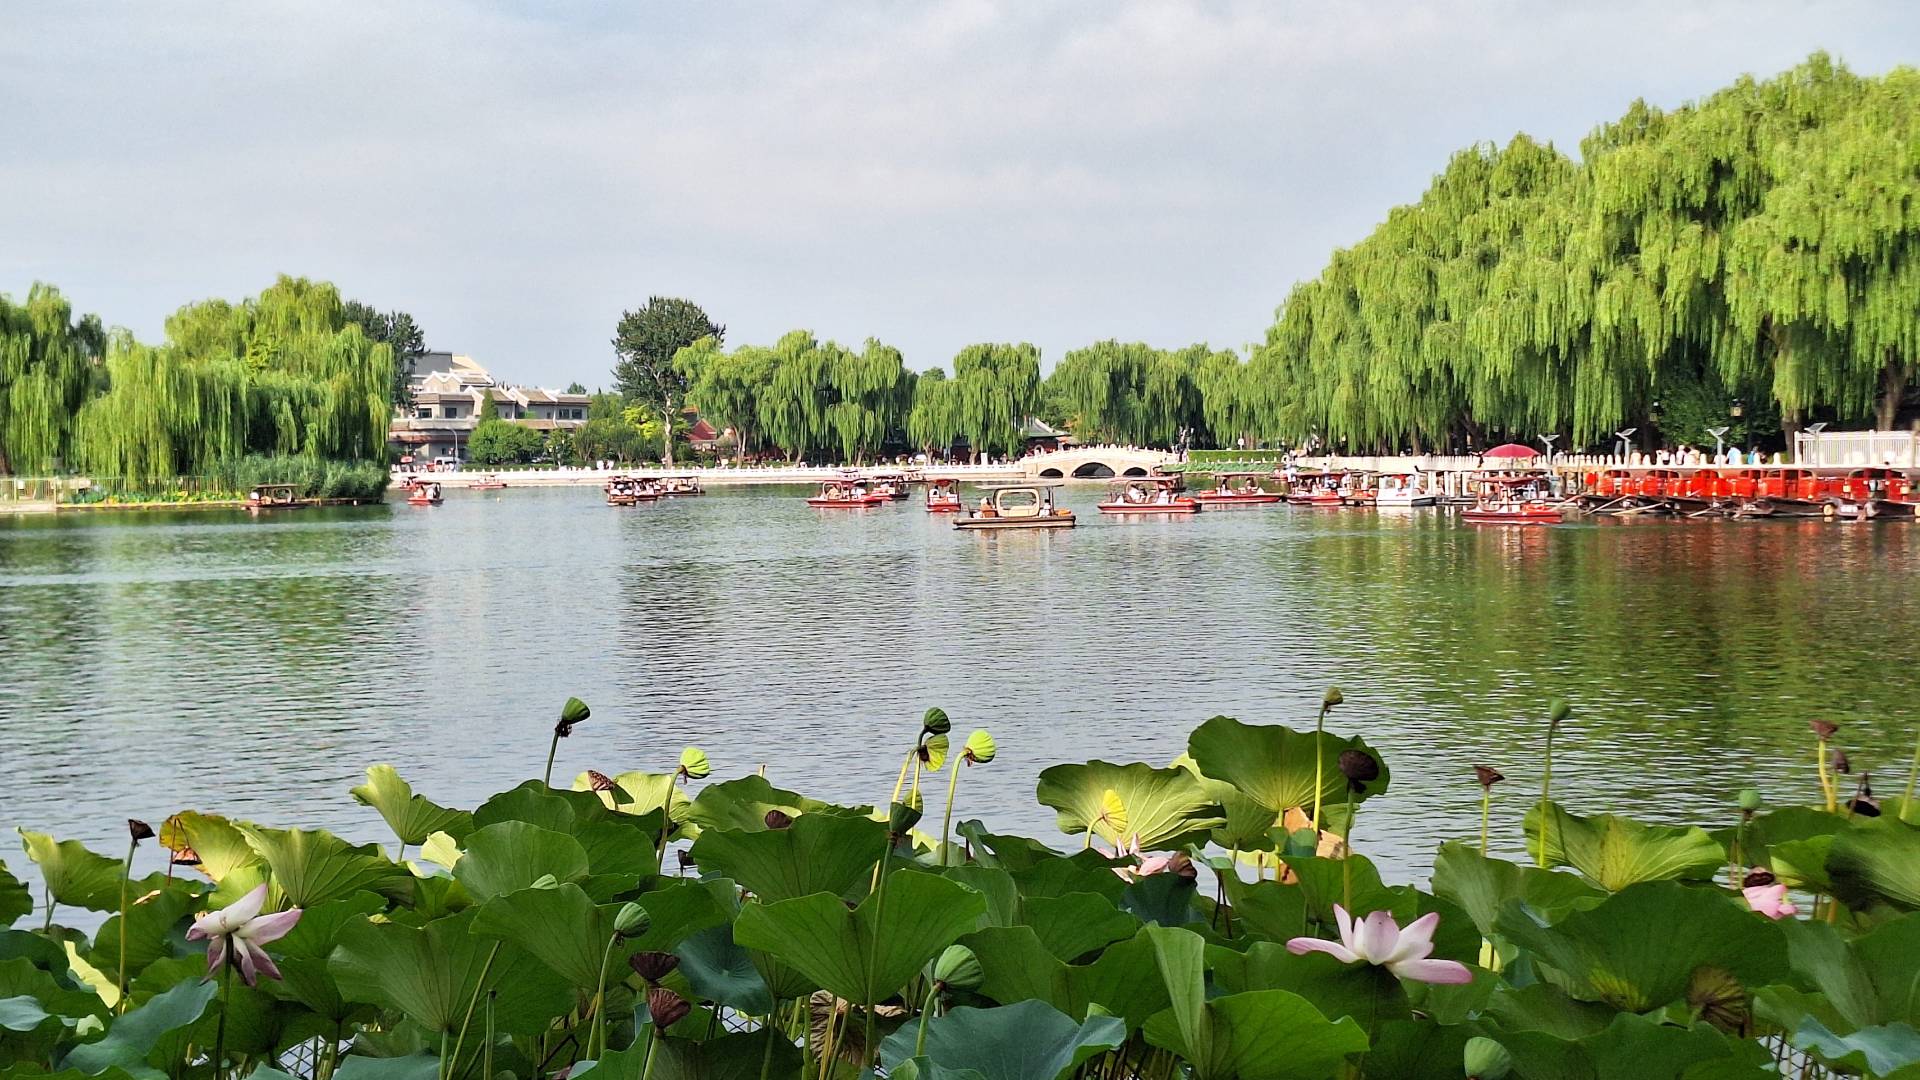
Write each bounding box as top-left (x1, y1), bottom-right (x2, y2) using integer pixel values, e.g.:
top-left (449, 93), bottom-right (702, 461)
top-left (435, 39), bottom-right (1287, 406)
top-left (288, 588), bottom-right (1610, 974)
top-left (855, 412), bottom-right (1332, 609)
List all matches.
top-left (3, 696), bottom-right (1917, 1079)
top-left (6, 55), bottom-right (1917, 500)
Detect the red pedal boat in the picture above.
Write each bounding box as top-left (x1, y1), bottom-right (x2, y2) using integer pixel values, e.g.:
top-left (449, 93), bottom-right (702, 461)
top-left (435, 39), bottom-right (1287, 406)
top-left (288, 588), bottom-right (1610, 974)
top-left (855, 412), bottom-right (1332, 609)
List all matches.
top-left (1191, 472), bottom-right (1281, 506)
top-left (406, 481), bottom-right (444, 506)
top-left (925, 477), bottom-right (963, 513)
top-left (807, 479), bottom-right (886, 508)
top-left (1461, 501), bottom-right (1562, 525)
top-left (1098, 476), bottom-right (1201, 516)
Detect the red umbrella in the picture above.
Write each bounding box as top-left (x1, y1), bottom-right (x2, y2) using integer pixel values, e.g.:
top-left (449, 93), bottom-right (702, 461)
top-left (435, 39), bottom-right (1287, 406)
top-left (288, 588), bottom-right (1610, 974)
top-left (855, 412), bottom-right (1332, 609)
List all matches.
top-left (1483, 443), bottom-right (1541, 459)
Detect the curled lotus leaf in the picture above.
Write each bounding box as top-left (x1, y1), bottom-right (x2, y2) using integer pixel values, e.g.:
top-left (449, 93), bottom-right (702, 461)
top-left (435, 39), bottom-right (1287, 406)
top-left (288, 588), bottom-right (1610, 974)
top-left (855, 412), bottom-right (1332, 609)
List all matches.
top-left (1035, 762), bottom-right (1225, 851)
top-left (1185, 716), bottom-right (1391, 817)
top-left (1522, 803), bottom-right (1725, 891)
top-left (350, 765), bottom-right (473, 847)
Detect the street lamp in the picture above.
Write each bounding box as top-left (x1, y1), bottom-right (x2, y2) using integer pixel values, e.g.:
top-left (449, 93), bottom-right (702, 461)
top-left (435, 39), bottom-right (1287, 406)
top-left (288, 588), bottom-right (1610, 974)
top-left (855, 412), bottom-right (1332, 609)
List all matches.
top-left (1730, 398), bottom-right (1744, 419)
top-left (1649, 400), bottom-right (1663, 425)
top-left (1614, 428), bottom-right (1638, 461)
top-left (1707, 426), bottom-right (1730, 460)
top-left (1539, 433), bottom-right (1560, 465)
top-left (1802, 421), bottom-right (1829, 466)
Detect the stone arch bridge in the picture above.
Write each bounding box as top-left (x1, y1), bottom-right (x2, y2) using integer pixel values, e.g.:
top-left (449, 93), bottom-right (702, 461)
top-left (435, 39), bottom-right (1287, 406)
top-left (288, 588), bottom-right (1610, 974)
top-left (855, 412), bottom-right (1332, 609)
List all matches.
top-left (1021, 446), bottom-right (1179, 480)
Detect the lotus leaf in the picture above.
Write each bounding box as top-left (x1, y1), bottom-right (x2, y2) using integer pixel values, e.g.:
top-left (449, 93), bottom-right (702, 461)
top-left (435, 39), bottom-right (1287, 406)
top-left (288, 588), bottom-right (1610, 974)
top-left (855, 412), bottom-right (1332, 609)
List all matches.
top-left (1792, 1016), bottom-right (1920, 1078)
top-left (733, 868), bottom-right (985, 1007)
top-left (1494, 881), bottom-right (1788, 1012)
top-left (940, 865), bottom-right (1019, 927)
top-left (1173, 753), bottom-right (1280, 851)
top-left (350, 765), bottom-right (473, 847)
top-left (262, 892), bottom-right (387, 1023)
top-left (1521, 803), bottom-right (1725, 891)
top-left (1185, 715), bottom-right (1390, 815)
top-left (674, 924), bottom-right (772, 1014)
top-left (470, 881), bottom-right (637, 990)
top-left (572, 1030), bottom-right (802, 1080)
top-left (86, 880), bottom-right (201, 984)
top-left (16, 832), bottom-right (168, 913)
top-left (1827, 815), bottom-right (1920, 912)
top-left (1022, 892), bottom-right (1138, 961)
top-left (684, 775), bottom-right (856, 833)
top-left (60, 976), bottom-right (215, 1074)
top-left (1035, 762), bottom-right (1224, 850)
top-left (1206, 941), bottom-right (1412, 1032)
top-left (1358, 1020), bottom-right (1477, 1080)
top-left (330, 908), bottom-right (571, 1035)
top-left (168, 811), bottom-right (268, 889)
top-left (1777, 911), bottom-right (1920, 1029)
top-left (618, 878), bottom-right (737, 953)
top-left (689, 810), bottom-right (885, 903)
top-left (962, 925), bottom-right (1169, 1031)
top-left (1008, 853), bottom-right (1127, 904)
top-left (1495, 1012), bottom-right (1773, 1080)
top-left (0, 862), bottom-right (31, 929)
top-left (954, 823), bottom-right (1069, 871)
top-left (1431, 841), bottom-right (1605, 937)
top-left (878, 1001), bottom-right (1126, 1080)
top-left (1119, 872), bottom-right (1200, 928)
top-left (451, 821), bottom-right (590, 901)
top-left (473, 781), bottom-right (583, 832)
top-left (234, 824), bottom-right (412, 909)
top-left (331, 1054), bottom-right (443, 1080)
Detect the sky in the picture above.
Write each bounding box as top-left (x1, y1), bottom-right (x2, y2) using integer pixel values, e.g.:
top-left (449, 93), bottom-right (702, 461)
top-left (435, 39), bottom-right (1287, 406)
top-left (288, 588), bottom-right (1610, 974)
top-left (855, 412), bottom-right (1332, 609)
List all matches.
top-left (2, 2), bottom-right (1916, 391)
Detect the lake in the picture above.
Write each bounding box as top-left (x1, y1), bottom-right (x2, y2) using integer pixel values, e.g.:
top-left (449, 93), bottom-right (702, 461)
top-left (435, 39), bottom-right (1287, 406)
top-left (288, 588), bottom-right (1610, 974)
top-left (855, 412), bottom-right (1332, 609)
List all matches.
top-left (3, 485), bottom-right (1915, 887)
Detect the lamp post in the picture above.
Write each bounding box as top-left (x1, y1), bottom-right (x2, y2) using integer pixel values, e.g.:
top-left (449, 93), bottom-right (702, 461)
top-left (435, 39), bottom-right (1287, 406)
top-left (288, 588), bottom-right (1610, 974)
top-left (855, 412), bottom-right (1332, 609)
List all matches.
top-left (1539, 433), bottom-right (1560, 466)
top-left (1802, 421), bottom-right (1829, 466)
top-left (1707, 426), bottom-right (1730, 461)
top-left (1614, 428), bottom-right (1638, 462)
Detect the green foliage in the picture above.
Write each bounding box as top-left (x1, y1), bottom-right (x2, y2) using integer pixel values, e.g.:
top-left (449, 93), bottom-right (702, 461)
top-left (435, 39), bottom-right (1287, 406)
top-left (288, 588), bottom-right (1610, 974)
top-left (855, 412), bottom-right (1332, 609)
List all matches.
top-left (0, 284), bottom-right (104, 475)
top-left (612, 297), bottom-right (723, 465)
top-left (465, 419), bottom-right (545, 465)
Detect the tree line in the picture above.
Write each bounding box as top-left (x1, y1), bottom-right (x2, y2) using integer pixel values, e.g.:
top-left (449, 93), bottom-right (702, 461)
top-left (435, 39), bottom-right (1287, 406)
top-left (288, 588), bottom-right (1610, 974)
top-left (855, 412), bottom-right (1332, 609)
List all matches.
top-left (0, 276), bottom-right (420, 485)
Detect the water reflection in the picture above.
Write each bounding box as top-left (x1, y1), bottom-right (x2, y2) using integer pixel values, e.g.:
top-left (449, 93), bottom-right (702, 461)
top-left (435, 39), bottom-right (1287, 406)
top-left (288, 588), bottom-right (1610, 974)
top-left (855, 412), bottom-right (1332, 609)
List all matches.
top-left (1, 487), bottom-right (1912, 883)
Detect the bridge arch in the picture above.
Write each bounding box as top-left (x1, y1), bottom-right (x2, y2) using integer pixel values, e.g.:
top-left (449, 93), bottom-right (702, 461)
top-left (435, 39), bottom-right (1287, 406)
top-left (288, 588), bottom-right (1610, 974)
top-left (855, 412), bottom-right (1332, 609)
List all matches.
top-left (1021, 446), bottom-right (1178, 481)
top-left (1073, 461), bottom-right (1115, 479)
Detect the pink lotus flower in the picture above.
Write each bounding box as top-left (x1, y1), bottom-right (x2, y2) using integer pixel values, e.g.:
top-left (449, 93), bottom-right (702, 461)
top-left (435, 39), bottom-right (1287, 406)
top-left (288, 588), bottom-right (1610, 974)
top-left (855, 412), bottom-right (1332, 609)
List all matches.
top-left (1109, 836), bottom-right (1196, 883)
top-left (1742, 883), bottom-right (1798, 920)
top-left (185, 883), bottom-right (302, 986)
top-left (1286, 906), bottom-right (1473, 985)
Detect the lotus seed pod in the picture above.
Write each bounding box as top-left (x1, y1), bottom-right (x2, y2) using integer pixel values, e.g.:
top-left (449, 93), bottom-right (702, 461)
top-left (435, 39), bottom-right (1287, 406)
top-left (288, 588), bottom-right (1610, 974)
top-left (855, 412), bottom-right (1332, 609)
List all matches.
top-left (1736, 788), bottom-right (1762, 812)
top-left (630, 951), bottom-right (680, 985)
top-left (1338, 749), bottom-right (1380, 786)
top-left (556, 697), bottom-right (591, 737)
top-left (764, 809), bottom-right (794, 830)
top-left (1463, 1036), bottom-right (1512, 1079)
top-left (678, 747), bottom-right (712, 780)
top-left (922, 707), bottom-right (952, 735)
top-left (587, 770), bottom-right (618, 792)
top-left (614, 902), bottom-right (650, 936)
top-left (1830, 748), bottom-right (1851, 775)
top-left (127, 819), bottom-right (154, 842)
top-left (1473, 765), bottom-right (1505, 789)
top-left (645, 986), bottom-right (690, 1030)
top-left (931, 944), bottom-right (983, 990)
top-left (1809, 718), bottom-right (1838, 740)
top-left (1547, 698), bottom-right (1571, 726)
top-left (1741, 867), bottom-right (1776, 888)
top-left (964, 729), bottom-right (997, 765)
top-left (1323, 686), bottom-right (1344, 708)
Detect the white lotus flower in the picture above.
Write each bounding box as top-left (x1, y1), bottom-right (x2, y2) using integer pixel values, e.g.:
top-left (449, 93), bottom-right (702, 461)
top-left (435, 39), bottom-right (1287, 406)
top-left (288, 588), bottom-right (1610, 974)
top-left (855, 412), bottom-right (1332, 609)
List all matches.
top-left (184, 883), bottom-right (302, 986)
top-left (1286, 905), bottom-right (1473, 985)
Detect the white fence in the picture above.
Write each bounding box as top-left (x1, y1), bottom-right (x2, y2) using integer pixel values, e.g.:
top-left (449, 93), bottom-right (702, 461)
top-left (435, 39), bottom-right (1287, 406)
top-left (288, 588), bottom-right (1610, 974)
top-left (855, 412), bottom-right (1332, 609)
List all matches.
top-left (1794, 429), bottom-right (1920, 467)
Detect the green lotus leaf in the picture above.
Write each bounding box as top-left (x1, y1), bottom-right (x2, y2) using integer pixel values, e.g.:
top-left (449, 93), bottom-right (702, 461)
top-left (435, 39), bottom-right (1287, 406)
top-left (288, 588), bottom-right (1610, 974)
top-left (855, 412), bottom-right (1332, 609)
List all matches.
top-left (685, 775), bottom-right (859, 833)
top-left (331, 1054), bottom-right (443, 1080)
top-left (572, 1030), bottom-right (802, 1080)
top-left (17, 831), bottom-right (168, 913)
top-left (329, 908), bottom-right (571, 1035)
top-left (471, 881), bottom-right (634, 990)
top-left (59, 940), bottom-right (120, 1010)
top-left (1711, 806), bottom-right (1843, 867)
top-left (476, 781), bottom-right (581, 832)
top-left (0, 861), bottom-right (31, 929)
top-left (962, 925), bottom-right (1168, 1032)
top-left (350, 765), bottom-right (473, 848)
top-left (1769, 834), bottom-right (1836, 894)
top-left (1206, 941), bottom-right (1412, 1033)
top-left (1430, 841), bottom-right (1606, 937)
top-left (1521, 803), bottom-right (1725, 891)
top-left (674, 924), bottom-right (771, 1014)
top-left (1793, 1015), bottom-right (1920, 1078)
top-left (87, 879), bottom-right (202, 984)
top-left (1120, 872), bottom-right (1200, 929)
top-left (168, 811), bottom-right (267, 888)
top-left (260, 892), bottom-right (387, 1022)
top-left (1482, 979), bottom-right (1619, 1039)
top-left (0, 956), bottom-right (108, 1030)
top-left (955, 822), bottom-right (1071, 872)
top-left (1779, 911), bottom-right (1920, 1029)
top-left (1009, 852), bottom-right (1127, 904)
top-left (1185, 715), bottom-right (1390, 816)
top-left (941, 865), bottom-right (1018, 927)
top-left (688, 812), bottom-right (885, 903)
top-left (1828, 816), bottom-right (1920, 912)
top-left (734, 868), bottom-right (985, 1006)
top-left (1494, 1012), bottom-right (1772, 1080)
top-left (60, 976), bottom-right (216, 1074)
top-left (452, 821), bottom-right (590, 902)
top-left (1172, 754), bottom-right (1279, 851)
top-left (1022, 892), bottom-right (1138, 961)
top-left (879, 1000), bottom-right (1126, 1080)
top-left (1358, 1020), bottom-right (1478, 1080)
top-left (1494, 881), bottom-right (1788, 1013)
top-left (231, 824), bottom-right (411, 910)
top-left (0, 994), bottom-right (58, 1033)
top-left (885, 1057), bottom-right (990, 1080)
top-left (573, 770), bottom-right (688, 825)
top-left (568, 819), bottom-right (657, 897)
top-left (618, 878), bottom-right (737, 953)
top-left (416, 831), bottom-right (462, 872)
top-left (1035, 762), bottom-right (1224, 851)
top-left (1220, 876), bottom-right (1307, 944)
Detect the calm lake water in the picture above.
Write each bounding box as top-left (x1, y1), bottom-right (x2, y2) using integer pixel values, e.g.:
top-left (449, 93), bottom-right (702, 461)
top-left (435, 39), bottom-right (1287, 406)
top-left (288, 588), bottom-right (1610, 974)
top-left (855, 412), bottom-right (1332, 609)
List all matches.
top-left (3, 485), bottom-right (1916, 889)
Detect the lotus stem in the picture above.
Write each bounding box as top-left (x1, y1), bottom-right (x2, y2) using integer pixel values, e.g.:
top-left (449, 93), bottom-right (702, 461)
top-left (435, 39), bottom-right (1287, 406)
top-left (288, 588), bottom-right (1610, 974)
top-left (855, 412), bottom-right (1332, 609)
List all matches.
top-left (543, 730), bottom-right (561, 788)
top-left (914, 980), bottom-right (940, 1056)
top-left (939, 761), bottom-right (964, 866)
top-left (437, 1030), bottom-right (450, 1080)
top-left (1816, 736), bottom-right (1835, 812)
top-left (212, 952), bottom-right (233, 1080)
top-left (1310, 703), bottom-right (1329, 833)
top-left (889, 752), bottom-right (914, 807)
top-left (589, 932), bottom-right (620, 1059)
top-left (1535, 727), bottom-right (1557, 869)
top-left (445, 942), bottom-right (500, 1080)
top-left (42, 888), bottom-right (53, 931)
top-left (639, 1027), bottom-right (660, 1080)
top-left (395, 841), bottom-right (407, 864)
top-left (1902, 727), bottom-right (1919, 824)
top-left (483, 991), bottom-right (495, 1080)
top-left (1341, 785), bottom-right (1356, 914)
top-left (118, 834), bottom-right (136, 1012)
top-left (1479, 787), bottom-right (1492, 857)
top-left (861, 859), bottom-right (894, 1069)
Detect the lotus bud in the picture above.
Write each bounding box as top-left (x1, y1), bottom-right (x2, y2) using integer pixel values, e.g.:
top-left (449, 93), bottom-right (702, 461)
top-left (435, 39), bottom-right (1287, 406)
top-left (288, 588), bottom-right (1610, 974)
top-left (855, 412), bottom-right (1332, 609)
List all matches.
top-left (887, 800), bottom-right (922, 837)
top-left (1322, 686), bottom-right (1344, 709)
top-left (587, 770), bottom-right (618, 792)
top-left (922, 707), bottom-right (952, 736)
top-left (963, 729), bottom-right (997, 765)
top-left (614, 902), bottom-right (650, 937)
top-left (931, 944), bottom-right (982, 991)
top-left (1736, 788), bottom-right (1762, 812)
top-left (677, 747), bottom-right (711, 781)
top-left (1741, 867), bottom-right (1776, 888)
top-left (645, 986), bottom-right (690, 1030)
top-left (1338, 749), bottom-right (1380, 789)
top-left (556, 697), bottom-right (591, 738)
top-left (1463, 1036), bottom-right (1513, 1079)
top-left (1809, 719), bottom-right (1838, 740)
top-left (1830, 748), bottom-right (1851, 775)
top-left (1548, 698), bottom-right (1571, 728)
top-left (629, 950), bottom-right (680, 985)
top-left (128, 819), bottom-right (154, 843)
top-left (1473, 765), bottom-right (1504, 789)
top-left (764, 809), bottom-right (794, 830)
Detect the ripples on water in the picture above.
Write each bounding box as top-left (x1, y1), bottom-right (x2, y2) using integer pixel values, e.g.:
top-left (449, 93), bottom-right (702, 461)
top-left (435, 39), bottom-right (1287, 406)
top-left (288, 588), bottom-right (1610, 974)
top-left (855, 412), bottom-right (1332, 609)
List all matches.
top-left (2, 486), bottom-right (1914, 888)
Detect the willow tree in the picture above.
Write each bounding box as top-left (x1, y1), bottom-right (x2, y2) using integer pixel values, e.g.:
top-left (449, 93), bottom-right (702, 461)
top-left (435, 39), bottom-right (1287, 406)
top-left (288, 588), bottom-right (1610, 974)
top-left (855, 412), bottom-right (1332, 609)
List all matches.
top-left (949, 343), bottom-right (1041, 461)
top-left (683, 339), bottom-right (775, 460)
top-left (756, 330), bottom-right (912, 463)
top-left (0, 285), bottom-right (104, 474)
top-left (1186, 345), bottom-right (1254, 450)
top-left (907, 368), bottom-right (961, 458)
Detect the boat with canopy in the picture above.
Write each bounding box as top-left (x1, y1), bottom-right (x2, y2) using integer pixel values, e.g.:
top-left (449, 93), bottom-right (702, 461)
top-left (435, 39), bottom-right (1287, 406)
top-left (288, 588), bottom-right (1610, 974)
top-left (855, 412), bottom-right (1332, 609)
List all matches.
top-left (954, 482), bottom-right (1076, 530)
top-left (1190, 472), bottom-right (1281, 506)
top-left (1097, 476), bottom-right (1201, 516)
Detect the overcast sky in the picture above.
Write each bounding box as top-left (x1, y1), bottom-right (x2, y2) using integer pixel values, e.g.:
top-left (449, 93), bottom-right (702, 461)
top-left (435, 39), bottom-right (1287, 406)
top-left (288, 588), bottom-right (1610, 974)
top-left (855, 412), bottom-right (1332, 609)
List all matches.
top-left (2, 2), bottom-right (1914, 389)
